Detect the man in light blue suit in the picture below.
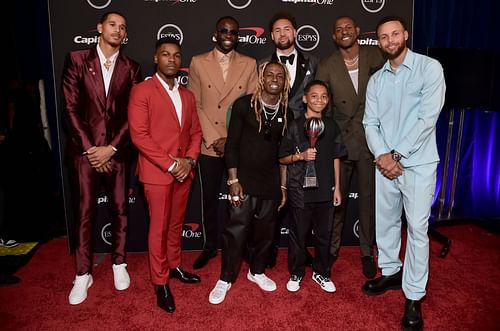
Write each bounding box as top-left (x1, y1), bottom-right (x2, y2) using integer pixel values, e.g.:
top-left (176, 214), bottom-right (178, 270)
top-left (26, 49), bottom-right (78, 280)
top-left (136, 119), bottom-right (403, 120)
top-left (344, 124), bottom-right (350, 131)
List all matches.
top-left (361, 16), bottom-right (446, 331)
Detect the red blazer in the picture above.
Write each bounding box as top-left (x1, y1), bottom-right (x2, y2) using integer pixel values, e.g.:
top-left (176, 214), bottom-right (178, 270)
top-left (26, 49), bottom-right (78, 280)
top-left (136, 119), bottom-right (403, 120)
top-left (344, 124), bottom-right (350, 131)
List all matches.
top-left (128, 75), bottom-right (202, 185)
top-left (62, 48), bottom-right (142, 161)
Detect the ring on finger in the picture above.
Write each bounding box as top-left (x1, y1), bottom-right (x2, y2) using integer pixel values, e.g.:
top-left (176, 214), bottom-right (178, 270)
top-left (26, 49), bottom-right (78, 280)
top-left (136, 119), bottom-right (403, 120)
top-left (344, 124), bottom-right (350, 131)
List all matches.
top-left (232, 196), bottom-right (240, 202)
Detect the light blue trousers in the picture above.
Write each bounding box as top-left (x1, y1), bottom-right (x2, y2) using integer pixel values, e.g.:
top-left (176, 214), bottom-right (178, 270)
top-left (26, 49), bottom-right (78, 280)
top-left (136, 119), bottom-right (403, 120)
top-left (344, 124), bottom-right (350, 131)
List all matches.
top-left (375, 162), bottom-right (437, 300)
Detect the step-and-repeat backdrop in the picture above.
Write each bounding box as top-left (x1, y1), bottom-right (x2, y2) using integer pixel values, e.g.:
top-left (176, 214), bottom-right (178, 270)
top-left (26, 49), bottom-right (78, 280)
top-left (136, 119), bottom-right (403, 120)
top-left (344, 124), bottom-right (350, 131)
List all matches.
top-left (48, 0), bottom-right (414, 252)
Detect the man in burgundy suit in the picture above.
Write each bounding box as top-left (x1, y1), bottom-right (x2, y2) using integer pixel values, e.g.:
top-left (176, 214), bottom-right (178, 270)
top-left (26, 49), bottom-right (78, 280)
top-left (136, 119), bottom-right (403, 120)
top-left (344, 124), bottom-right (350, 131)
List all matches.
top-left (62, 11), bottom-right (141, 305)
top-left (128, 37), bottom-right (202, 313)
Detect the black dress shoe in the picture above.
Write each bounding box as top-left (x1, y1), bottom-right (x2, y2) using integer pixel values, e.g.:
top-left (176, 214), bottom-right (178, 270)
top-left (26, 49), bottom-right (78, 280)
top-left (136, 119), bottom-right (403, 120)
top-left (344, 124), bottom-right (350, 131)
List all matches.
top-left (362, 269), bottom-right (402, 296)
top-left (193, 250), bottom-right (217, 269)
top-left (155, 284), bottom-right (175, 313)
top-left (170, 267), bottom-right (201, 284)
top-left (401, 299), bottom-right (423, 331)
top-left (361, 256), bottom-right (377, 279)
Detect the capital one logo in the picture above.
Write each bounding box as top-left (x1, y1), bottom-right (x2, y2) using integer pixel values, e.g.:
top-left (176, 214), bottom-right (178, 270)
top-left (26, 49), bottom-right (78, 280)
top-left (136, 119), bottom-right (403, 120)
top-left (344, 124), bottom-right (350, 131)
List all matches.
top-left (182, 223), bottom-right (203, 239)
top-left (239, 27), bottom-right (267, 45)
top-left (157, 24), bottom-right (184, 44)
top-left (296, 25), bottom-right (320, 51)
top-left (227, 0), bottom-right (252, 9)
top-left (87, 0), bottom-right (112, 9)
top-left (352, 219), bottom-right (360, 238)
top-left (361, 0), bottom-right (385, 13)
top-left (101, 222), bottom-right (112, 245)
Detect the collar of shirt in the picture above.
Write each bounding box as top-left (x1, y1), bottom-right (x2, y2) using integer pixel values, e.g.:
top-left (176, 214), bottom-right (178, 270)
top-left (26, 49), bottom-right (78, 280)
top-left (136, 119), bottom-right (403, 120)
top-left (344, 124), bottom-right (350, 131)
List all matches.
top-left (383, 49), bottom-right (415, 73)
top-left (97, 45), bottom-right (119, 67)
top-left (156, 73), bottom-right (180, 92)
top-left (214, 48), bottom-right (234, 63)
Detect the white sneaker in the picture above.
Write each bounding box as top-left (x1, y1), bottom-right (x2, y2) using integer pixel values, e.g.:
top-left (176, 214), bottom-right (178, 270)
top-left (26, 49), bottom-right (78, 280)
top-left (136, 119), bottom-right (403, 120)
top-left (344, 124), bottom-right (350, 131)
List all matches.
top-left (112, 263), bottom-right (130, 290)
top-left (247, 271), bottom-right (277, 292)
top-left (68, 274), bottom-right (93, 305)
top-left (0, 239), bottom-right (19, 248)
top-left (209, 280), bottom-right (231, 305)
top-left (286, 274), bottom-right (302, 292)
top-left (312, 272), bottom-right (336, 293)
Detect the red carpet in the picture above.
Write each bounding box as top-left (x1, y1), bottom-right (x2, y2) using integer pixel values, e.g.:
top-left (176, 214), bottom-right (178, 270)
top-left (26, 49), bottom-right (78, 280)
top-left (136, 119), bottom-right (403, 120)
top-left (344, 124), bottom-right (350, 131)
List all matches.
top-left (1, 223), bottom-right (499, 330)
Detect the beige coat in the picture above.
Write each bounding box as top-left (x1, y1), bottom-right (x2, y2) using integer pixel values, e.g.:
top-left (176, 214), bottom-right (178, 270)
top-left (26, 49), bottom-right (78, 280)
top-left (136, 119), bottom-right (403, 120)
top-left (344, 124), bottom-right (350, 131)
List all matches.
top-left (188, 48), bottom-right (257, 157)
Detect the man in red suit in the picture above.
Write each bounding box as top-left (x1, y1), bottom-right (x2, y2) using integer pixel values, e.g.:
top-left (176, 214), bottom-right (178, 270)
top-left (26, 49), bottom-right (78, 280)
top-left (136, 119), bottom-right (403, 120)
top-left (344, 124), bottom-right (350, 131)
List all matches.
top-left (128, 37), bottom-right (202, 313)
top-left (62, 11), bottom-right (141, 305)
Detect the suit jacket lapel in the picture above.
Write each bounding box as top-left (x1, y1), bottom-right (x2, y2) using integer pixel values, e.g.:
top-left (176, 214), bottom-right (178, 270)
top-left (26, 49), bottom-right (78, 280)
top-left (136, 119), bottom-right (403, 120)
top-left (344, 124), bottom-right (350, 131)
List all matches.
top-left (202, 51), bottom-right (224, 95)
top-left (333, 52), bottom-right (358, 96)
top-left (220, 52), bottom-right (245, 102)
top-left (106, 55), bottom-right (127, 111)
top-left (290, 52), bottom-right (307, 96)
top-left (153, 75), bottom-right (181, 129)
top-left (88, 48), bottom-right (106, 109)
top-left (357, 47), bottom-right (370, 99)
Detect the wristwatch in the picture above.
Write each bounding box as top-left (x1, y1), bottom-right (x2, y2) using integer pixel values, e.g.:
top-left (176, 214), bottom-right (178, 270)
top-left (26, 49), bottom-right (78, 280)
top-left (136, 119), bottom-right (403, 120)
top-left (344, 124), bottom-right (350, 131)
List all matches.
top-left (390, 150), bottom-right (402, 162)
top-left (185, 156), bottom-right (196, 168)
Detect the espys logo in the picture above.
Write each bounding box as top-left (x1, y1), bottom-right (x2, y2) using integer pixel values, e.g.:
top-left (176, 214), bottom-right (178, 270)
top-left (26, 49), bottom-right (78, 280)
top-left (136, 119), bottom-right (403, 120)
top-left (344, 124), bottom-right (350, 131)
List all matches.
top-left (227, 0), bottom-right (252, 9)
top-left (361, 0), bottom-right (385, 13)
top-left (101, 222), bottom-right (112, 245)
top-left (239, 27), bottom-right (266, 45)
top-left (182, 223), bottom-right (202, 239)
top-left (296, 25), bottom-right (320, 51)
top-left (157, 24), bottom-right (184, 44)
top-left (87, 0), bottom-right (112, 9)
top-left (353, 219), bottom-right (360, 238)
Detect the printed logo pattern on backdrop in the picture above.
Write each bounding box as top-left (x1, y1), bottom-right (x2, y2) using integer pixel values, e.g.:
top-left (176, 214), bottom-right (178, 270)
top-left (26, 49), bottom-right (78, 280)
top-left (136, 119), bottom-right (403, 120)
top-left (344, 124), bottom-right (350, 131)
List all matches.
top-left (48, 0), bottom-right (414, 253)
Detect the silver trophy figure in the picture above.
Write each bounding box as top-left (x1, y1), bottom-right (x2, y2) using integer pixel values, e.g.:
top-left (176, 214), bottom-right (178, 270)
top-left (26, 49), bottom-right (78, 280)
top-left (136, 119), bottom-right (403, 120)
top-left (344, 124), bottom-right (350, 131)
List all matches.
top-left (303, 117), bottom-right (325, 188)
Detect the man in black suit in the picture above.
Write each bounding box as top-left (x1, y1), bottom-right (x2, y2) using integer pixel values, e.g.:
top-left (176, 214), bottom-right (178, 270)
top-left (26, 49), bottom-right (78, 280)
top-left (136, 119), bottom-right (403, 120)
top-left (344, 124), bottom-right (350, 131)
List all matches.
top-left (260, 12), bottom-right (319, 267)
top-left (316, 16), bottom-right (384, 279)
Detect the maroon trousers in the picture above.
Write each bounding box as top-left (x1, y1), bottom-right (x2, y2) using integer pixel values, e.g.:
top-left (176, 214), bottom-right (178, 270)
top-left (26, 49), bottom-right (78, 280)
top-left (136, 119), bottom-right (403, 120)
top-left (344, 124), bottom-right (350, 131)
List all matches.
top-left (71, 157), bottom-right (127, 275)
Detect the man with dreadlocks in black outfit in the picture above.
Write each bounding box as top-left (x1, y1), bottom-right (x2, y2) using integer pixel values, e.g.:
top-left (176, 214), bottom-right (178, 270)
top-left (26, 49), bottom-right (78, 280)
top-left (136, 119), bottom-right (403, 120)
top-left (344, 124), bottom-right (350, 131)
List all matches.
top-left (208, 61), bottom-right (290, 305)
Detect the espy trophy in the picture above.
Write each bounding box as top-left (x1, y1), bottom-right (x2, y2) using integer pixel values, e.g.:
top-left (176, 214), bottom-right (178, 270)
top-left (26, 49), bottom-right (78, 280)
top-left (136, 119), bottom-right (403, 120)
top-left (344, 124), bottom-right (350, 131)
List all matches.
top-left (303, 117), bottom-right (325, 188)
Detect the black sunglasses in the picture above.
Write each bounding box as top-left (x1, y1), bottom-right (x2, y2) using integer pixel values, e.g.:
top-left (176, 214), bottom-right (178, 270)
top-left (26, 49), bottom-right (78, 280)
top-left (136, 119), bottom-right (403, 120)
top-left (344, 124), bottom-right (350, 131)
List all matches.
top-left (218, 28), bottom-right (239, 36)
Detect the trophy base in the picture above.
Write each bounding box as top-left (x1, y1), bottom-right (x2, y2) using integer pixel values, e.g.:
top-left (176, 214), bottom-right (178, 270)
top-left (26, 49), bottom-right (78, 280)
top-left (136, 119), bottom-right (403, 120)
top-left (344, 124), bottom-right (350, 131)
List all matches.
top-left (303, 177), bottom-right (318, 188)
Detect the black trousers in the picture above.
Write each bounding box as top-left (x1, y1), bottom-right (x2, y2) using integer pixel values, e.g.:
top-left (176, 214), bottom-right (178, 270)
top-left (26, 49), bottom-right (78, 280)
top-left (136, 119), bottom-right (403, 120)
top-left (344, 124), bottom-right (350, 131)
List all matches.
top-left (199, 154), bottom-right (227, 252)
top-left (220, 196), bottom-right (278, 283)
top-left (288, 201), bottom-right (334, 278)
top-left (331, 158), bottom-right (375, 257)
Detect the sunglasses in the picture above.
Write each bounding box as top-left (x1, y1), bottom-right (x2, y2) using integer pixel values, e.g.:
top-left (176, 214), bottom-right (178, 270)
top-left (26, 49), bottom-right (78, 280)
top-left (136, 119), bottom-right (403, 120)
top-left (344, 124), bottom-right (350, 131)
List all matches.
top-left (218, 28), bottom-right (239, 36)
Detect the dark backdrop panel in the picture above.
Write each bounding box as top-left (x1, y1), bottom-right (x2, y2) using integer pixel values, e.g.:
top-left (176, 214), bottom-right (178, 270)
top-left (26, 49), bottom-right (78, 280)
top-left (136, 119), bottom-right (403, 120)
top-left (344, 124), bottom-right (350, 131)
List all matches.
top-left (47, 0), bottom-right (414, 252)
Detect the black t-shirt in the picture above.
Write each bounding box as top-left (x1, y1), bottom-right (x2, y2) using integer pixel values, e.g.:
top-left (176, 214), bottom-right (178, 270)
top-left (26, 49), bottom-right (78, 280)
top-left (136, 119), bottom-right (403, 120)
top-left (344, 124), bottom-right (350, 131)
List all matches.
top-left (225, 94), bottom-right (286, 200)
top-left (279, 114), bottom-right (346, 206)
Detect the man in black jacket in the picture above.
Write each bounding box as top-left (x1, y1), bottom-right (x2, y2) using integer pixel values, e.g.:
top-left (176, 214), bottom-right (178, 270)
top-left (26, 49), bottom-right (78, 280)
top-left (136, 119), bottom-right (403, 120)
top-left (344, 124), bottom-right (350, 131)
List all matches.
top-left (260, 12), bottom-right (319, 267)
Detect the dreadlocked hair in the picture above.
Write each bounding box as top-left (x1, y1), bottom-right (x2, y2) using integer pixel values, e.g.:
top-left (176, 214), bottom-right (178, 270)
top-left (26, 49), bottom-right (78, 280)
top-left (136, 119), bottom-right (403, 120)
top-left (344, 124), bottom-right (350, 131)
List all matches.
top-left (251, 60), bottom-right (290, 136)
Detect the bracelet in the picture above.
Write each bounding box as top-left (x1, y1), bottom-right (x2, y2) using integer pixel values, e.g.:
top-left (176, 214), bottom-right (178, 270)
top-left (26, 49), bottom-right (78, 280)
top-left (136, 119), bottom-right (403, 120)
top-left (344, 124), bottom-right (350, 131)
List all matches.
top-left (280, 185), bottom-right (287, 190)
top-left (227, 178), bottom-right (239, 186)
top-left (110, 145), bottom-right (118, 152)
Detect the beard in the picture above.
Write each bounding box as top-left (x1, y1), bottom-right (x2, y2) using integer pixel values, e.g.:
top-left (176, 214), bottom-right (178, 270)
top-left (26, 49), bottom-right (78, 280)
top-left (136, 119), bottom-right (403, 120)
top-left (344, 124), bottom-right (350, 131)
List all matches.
top-left (382, 42), bottom-right (406, 60)
top-left (275, 39), bottom-right (294, 50)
